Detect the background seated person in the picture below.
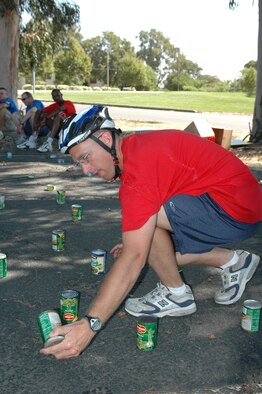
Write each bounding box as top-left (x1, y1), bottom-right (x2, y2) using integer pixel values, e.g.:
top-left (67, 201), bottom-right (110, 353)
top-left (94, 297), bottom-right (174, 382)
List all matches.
top-left (0, 87), bottom-right (20, 139)
top-left (16, 91), bottom-right (45, 145)
top-left (17, 89), bottom-right (76, 152)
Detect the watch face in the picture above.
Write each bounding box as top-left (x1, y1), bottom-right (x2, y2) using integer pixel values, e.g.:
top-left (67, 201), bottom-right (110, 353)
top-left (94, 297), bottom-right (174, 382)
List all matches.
top-left (89, 317), bottom-right (102, 331)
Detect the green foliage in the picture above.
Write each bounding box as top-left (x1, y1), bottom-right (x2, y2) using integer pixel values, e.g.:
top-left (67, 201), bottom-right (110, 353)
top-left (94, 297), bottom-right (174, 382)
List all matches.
top-left (19, 1), bottom-right (80, 81)
top-left (165, 71), bottom-right (194, 91)
top-left (20, 1), bottom-right (80, 32)
top-left (240, 67), bottom-right (256, 93)
top-left (57, 85), bottom-right (70, 90)
top-left (137, 29), bottom-right (177, 84)
top-left (22, 84), bottom-right (32, 90)
top-left (45, 84), bottom-right (55, 90)
top-left (54, 37), bottom-right (92, 85)
top-left (117, 54), bottom-right (157, 91)
top-left (183, 86), bottom-right (198, 92)
top-left (229, 1), bottom-right (238, 10)
top-left (82, 32), bottom-right (135, 86)
top-left (34, 84), bottom-right (46, 90)
top-left (244, 60), bottom-right (257, 69)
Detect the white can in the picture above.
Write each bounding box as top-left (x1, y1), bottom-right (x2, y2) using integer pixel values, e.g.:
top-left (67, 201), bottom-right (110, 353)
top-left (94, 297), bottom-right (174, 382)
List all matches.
top-left (91, 249), bottom-right (106, 275)
top-left (241, 299), bottom-right (262, 332)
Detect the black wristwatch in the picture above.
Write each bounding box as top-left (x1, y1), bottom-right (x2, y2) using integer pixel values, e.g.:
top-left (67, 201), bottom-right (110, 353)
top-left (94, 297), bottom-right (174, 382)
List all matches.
top-left (84, 315), bottom-right (103, 332)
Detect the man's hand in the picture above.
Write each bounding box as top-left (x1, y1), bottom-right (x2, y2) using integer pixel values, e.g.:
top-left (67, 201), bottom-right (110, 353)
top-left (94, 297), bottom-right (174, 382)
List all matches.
top-left (40, 318), bottom-right (95, 359)
top-left (110, 243), bottom-right (123, 258)
top-left (59, 111), bottom-right (66, 119)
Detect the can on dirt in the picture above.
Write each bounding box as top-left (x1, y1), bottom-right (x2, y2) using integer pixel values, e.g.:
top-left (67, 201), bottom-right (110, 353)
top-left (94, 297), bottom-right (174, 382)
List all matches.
top-left (71, 204), bottom-right (83, 222)
top-left (137, 316), bottom-right (158, 350)
top-left (0, 195), bottom-right (5, 209)
top-left (6, 152), bottom-right (12, 159)
top-left (91, 249), bottom-right (106, 275)
top-left (37, 310), bottom-right (64, 348)
top-left (0, 253), bottom-right (7, 278)
top-left (60, 289), bottom-right (80, 324)
top-left (241, 299), bottom-right (262, 332)
top-left (52, 230), bottom-right (65, 252)
top-left (46, 184), bottom-right (56, 191)
top-left (57, 190), bottom-right (66, 204)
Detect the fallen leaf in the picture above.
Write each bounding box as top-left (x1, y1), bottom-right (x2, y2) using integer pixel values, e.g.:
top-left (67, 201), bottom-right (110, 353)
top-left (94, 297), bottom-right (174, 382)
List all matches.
top-left (117, 311), bottom-right (126, 318)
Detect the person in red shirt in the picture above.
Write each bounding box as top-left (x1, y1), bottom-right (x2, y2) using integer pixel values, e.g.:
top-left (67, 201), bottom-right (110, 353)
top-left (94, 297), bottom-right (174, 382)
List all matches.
top-left (40, 105), bottom-right (262, 360)
top-left (17, 89), bottom-right (76, 152)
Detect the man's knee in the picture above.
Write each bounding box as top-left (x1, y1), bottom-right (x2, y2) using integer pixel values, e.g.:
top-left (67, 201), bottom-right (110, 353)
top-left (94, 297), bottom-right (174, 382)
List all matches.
top-left (1, 109), bottom-right (17, 131)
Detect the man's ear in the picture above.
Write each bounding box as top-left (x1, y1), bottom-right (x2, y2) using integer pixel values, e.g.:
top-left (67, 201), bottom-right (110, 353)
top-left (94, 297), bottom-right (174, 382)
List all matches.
top-left (99, 131), bottom-right (112, 147)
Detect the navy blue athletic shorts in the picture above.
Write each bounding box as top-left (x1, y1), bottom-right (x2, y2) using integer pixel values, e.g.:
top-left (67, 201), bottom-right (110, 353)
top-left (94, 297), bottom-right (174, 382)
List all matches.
top-left (163, 193), bottom-right (259, 254)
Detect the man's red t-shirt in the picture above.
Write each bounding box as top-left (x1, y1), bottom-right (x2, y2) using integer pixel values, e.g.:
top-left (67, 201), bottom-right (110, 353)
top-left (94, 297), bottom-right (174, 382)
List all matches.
top-left (43, 101), bottom-right (76, 117)
top-left (119, 130), bottom-right (262, 232)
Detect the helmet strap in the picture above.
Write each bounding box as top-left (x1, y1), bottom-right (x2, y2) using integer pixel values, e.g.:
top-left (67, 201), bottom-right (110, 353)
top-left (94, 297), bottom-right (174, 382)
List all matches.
top-left (89, 131), bottom-right (121, 180)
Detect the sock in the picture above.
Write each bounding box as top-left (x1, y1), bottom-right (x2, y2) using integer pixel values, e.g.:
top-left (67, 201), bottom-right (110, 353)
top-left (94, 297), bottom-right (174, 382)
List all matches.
top-left (29, 132), bottom-right (38, 141)
top-left (47, 137), bottom-right (53, 144)
top-left (167, 283), bottom-right (186, 296)
top-left (216, 251), bottom-right (238, 272)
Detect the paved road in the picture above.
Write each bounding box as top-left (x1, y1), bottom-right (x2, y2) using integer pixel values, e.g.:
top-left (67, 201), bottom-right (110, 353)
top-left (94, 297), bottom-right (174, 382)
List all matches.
top-left (42, 101), bottom-right (252, 138)
top-left (106, 106), bottom-right (252, 137)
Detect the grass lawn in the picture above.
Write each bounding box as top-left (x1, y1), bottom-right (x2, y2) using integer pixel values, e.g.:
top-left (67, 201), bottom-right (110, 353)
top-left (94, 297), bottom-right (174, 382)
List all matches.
top-left (31, 91), bottom-right (255, 114)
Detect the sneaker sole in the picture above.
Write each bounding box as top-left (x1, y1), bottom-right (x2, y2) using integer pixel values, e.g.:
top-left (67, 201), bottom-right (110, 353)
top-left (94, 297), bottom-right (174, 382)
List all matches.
top-left (17, 145), bottom-right (36, 149)
top-left (215, 254), bottom-right (260, 305)
top-left (125, 303), bottom-right (197, 318)
top-left (37, 148), bottom-right (52, 153)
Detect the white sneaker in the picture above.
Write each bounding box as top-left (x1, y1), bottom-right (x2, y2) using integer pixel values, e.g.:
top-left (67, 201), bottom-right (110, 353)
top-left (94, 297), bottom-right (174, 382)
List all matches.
top-left (214, 250), bottom-right (260, 305)
top-left (17, 139), bottom-right (37, 149)
top-left (37, 140), bottom-right (53, 153)
top-left (15, 135), bottom-right (27, 145)
top-left (125, 282), bottom-right (197, 318)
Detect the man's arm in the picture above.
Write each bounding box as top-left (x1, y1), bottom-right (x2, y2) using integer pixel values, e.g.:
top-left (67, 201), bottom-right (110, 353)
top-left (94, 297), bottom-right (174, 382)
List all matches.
top-left (46, 107), bottom-right (63, 119)
top-left (0, 102), bottom-right (9, 110)
top-left (40, 214), bottom-right (157, 359)
top-left (21, 107), bottom-right (38, 124)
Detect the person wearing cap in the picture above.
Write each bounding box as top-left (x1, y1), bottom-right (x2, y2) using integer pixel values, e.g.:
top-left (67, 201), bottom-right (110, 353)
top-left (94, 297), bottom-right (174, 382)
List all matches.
top-left (0, 87), bottom-right (20, 139)
top-left (17, 89), bottom-right (76, 152)
top-left (40, 105), bottom-right (262, 360)
top-left (15, 91), bottom-right (45, 146)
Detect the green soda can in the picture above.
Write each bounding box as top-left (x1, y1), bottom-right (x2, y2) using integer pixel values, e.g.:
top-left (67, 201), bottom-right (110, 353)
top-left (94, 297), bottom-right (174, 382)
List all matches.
top-left (136, 316), bottom-right (158, 350)
top-left (71, 204), bottom-right (83, 222)
top-left (60, 289), bottom-right (80, 324)
top-left (0, 253), bottom-right (7, 278)
top-left (91, 249), bottom-right (106, 275)
top-left (52, 230), bottom-right (65, 252)
top-left (37, 310), bottom-right (64, 348)
top-left (241, 299), bottom-right (262, 332)
top-left (57, 190), bottom-right (66, 204)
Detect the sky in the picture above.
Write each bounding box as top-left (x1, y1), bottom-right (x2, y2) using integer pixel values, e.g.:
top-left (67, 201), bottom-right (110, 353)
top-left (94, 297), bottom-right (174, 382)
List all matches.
top-left (74, 0), bottom-right (258, 81)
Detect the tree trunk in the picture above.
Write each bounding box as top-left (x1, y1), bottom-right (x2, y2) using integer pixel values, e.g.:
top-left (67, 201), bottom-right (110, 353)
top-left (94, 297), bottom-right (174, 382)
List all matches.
top-left (0, 1), bottom-right (20, 103)
top-left (252, 0), bottom-right (262, 142)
